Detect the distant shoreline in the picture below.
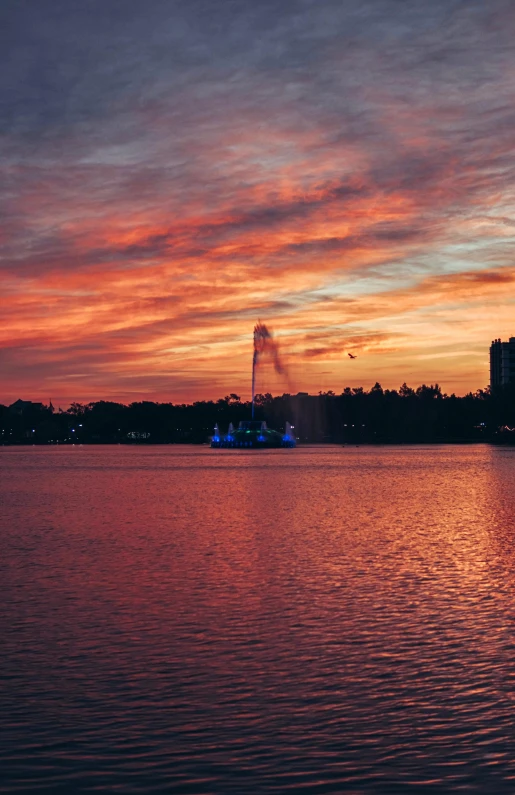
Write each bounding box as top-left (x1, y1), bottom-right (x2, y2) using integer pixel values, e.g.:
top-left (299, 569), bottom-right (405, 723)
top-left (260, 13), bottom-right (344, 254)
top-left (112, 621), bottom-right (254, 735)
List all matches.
top-left (2, 388), bottom-right (514, 446)
top-left (1, 439), bottom-right (513, 448)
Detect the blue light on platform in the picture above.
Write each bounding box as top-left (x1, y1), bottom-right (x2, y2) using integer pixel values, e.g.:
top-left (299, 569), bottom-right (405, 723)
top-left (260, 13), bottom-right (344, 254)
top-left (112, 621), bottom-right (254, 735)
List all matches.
top-left (212, 419), bottom-right (295, 448)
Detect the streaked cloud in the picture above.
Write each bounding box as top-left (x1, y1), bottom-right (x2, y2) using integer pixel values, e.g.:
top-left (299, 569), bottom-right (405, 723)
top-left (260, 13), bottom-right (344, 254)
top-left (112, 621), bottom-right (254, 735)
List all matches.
top-left (1, 0), bottom-right (515, 402)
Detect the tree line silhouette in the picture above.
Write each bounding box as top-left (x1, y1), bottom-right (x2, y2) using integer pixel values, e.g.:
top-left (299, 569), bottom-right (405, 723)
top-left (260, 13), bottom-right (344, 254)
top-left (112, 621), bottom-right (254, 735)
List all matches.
top-left (1, 383), bottom-right (514, 445)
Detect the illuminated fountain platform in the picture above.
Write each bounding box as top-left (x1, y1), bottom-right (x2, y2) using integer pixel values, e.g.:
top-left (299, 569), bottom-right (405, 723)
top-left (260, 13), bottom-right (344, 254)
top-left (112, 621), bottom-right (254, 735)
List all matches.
top-left (211, 420), bottom-right (296, 449)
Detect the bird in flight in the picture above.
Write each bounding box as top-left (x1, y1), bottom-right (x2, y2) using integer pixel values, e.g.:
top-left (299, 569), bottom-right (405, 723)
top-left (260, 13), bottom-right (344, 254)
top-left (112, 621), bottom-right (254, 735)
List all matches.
top-left (348, 353), bottom-right (357, 359)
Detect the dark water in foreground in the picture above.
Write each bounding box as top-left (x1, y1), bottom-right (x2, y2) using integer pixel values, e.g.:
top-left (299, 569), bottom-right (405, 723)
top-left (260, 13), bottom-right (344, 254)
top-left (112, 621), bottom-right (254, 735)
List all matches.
top-left (2, 445), bottom-right (515, 794)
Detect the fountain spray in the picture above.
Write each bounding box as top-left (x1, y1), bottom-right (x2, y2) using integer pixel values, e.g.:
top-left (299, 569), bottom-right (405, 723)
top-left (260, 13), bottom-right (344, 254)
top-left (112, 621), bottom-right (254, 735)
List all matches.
top-left (252, 321), bottom-right (287, 419)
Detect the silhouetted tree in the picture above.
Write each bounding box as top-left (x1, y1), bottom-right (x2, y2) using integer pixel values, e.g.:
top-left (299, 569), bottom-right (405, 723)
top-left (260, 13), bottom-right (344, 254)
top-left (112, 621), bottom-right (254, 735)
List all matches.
top-left (1, 383), bottom-right (513, 445)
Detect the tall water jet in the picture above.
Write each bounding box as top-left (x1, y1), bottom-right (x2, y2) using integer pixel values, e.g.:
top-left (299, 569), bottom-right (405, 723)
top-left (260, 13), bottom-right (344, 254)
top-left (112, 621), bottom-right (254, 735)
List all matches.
top-left (252, 321), bottom-right (287, 418)
top-left (211, 324), bottom-right (295, 448)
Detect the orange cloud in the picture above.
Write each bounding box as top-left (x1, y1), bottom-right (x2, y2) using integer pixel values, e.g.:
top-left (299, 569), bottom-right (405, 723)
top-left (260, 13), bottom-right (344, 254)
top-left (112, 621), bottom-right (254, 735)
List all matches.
top-left (2, 10), bottom-right (515, 405)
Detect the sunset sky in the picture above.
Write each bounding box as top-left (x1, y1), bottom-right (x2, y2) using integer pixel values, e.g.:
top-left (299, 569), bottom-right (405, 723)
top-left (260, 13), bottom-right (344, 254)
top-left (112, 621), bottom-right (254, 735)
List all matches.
top-left (2, 0), bottom-right (515, 405)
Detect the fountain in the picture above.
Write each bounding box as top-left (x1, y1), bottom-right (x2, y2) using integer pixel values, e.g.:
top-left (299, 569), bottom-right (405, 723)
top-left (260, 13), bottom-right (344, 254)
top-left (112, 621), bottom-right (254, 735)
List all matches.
top-left (211, 323), bottom-right (296, 449)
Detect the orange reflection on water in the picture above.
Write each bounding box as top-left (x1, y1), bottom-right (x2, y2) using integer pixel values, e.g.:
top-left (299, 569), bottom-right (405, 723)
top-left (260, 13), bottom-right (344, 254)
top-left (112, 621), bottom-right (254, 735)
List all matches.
top-left (2, 444), bottom-right (515, 792)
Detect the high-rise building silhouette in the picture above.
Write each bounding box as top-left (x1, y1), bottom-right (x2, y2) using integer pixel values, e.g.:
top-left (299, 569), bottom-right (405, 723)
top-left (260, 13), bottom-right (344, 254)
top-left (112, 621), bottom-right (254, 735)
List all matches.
top-left (490, 337), bottom-right (515, 389)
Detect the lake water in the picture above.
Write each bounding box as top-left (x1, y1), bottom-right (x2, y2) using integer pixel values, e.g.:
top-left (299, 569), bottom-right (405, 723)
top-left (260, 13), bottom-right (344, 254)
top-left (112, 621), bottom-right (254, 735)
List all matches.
top-left (2, 444), bottom-right (515, 793)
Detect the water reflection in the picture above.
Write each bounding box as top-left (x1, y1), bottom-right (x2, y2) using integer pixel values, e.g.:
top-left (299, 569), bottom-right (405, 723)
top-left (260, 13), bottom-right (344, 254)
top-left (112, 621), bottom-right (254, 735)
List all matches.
top-left (2, 445), bottom-right (515, 793)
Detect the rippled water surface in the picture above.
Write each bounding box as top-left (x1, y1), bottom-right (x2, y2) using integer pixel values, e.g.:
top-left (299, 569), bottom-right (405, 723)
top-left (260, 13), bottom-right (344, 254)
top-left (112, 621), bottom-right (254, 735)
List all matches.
top-left (2, 444), bottom-right (515, 793)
